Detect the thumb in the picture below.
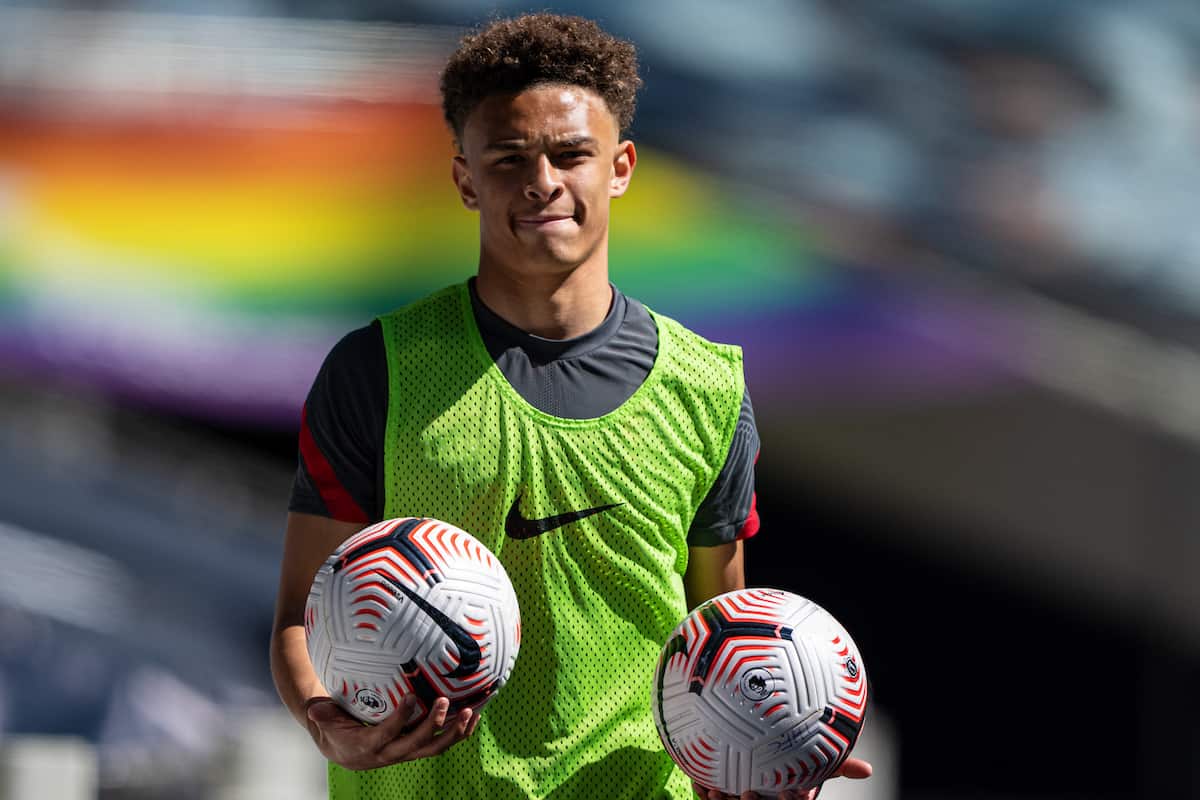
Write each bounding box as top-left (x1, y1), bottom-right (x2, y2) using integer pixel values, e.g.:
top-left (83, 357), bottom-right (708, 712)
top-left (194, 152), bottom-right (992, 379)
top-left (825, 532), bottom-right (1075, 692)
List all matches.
top-left (836, 758), bottom-right (873, 779)
top-left (305, 697), bottom-right (344, 725)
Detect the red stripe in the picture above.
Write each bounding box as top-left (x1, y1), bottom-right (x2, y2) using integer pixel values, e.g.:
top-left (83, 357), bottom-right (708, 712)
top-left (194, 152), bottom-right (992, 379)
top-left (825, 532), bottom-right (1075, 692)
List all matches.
top-left (737, 448), bottom-right (761, 540)
top-left (299, 404), bottom-right (369, 523)
top-left (738, 491), bottom-right (761, 539)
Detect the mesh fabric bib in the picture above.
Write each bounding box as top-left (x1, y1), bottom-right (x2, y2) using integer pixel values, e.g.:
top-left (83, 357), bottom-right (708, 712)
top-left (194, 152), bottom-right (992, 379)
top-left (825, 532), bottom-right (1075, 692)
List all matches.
top-left (329, 283), bottom-right (743, 799)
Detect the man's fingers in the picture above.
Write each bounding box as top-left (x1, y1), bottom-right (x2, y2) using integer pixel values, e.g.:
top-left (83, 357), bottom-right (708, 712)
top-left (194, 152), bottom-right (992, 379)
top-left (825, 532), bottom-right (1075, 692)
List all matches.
top-left (697, 789), bottom-right (753, 800)
top-left (431, 706), bottom-right (473, 749)
top-left (686, 763), bottom-right (873, 800)
top-left (375, 697), bottom-right (450, 763)
top-left (366, 695), bottom-right (418, 744)
top-left (833, 757), bottom-right (873, 779)
top-left (404, 707), bottom-right (474, 761)
top-left (424, 697), bottom-right (452, 734)
top-left (778, 790), bottom-right (815, 800)
top-left (407, 696), bottom-right (450, 743)
top-left (690, 788), bottom-right (759, 800)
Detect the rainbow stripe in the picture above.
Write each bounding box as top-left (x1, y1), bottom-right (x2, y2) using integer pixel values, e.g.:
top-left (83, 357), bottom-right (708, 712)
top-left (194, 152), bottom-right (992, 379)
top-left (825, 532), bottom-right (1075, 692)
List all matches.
top-left (0, 98), bottom-right (1001, 422)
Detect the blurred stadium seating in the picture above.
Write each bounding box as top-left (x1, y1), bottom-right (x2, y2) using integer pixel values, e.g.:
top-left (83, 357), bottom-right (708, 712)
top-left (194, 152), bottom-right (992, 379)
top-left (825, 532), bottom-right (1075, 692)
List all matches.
top-left (2, 2), bottom-right (1199, 798)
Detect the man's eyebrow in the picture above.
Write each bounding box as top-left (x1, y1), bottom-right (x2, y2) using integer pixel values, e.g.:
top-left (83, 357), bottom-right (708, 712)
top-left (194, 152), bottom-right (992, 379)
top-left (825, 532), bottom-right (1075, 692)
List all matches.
top-left (482, 136), bottom-right (599, 152)
top-left (483, 140), bottom-right (527, 152)
top-left (557, 136), bottom-right (598, 148)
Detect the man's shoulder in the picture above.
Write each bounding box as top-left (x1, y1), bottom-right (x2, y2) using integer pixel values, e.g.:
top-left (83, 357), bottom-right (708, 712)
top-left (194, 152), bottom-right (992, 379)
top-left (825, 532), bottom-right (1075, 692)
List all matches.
top-left (375, 283), bottom-right (476, 372)
top-left (322, 320), bottom-right (384, 375)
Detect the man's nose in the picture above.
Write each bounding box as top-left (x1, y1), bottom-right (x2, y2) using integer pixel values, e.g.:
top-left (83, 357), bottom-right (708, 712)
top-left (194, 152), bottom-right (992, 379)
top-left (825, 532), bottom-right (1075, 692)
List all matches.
top-left (524, 153), bottom-right (564, 204)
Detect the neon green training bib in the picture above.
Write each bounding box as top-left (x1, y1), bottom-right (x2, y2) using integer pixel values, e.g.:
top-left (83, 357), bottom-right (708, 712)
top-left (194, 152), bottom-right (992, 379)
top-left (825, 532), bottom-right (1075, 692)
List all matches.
top-left (329, 282), bottom-right (744, 799)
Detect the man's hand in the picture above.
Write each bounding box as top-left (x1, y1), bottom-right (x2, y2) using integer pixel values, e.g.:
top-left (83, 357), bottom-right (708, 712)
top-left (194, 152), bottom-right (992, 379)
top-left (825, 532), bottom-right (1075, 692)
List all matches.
top-left (692, 757), bottom-right (873, 800)
top-left (305, 695), bottom-right (480, 771)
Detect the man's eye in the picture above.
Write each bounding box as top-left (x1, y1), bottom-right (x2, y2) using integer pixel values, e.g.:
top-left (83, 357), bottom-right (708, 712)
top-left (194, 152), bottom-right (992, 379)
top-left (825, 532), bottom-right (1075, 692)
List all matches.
top-left (495, 155), bottom-right (524, 165)
top-left (560, 151), bottom-right (589, 160)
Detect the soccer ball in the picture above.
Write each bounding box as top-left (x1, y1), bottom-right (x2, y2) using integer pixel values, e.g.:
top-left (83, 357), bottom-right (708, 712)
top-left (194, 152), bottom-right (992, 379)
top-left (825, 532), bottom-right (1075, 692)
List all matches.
top-left (651, 589), bottom-right (867, 796)
top-left (305, 517), bottom-right (521, 725)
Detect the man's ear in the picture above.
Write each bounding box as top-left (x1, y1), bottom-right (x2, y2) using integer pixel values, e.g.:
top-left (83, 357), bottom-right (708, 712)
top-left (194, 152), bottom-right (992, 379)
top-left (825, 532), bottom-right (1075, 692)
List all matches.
top-left (452, 154), bottom-right (479, 210)
top-left (610, 140), bottom-right (637, 198)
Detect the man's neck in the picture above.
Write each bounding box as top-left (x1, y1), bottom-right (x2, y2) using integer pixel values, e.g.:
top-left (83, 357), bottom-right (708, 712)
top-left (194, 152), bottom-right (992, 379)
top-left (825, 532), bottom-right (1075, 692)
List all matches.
top-left (473, 258), bottom-right (613, 340)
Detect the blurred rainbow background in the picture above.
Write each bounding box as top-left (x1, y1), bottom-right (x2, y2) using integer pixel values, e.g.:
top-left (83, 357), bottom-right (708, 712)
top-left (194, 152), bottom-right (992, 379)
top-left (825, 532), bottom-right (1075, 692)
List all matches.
top-left (0, 81), bottom-right (819, 415)
top-left (4, 4), bottom-right (1200, 800)
top-left (0, 8), bottom-right (1001, 428)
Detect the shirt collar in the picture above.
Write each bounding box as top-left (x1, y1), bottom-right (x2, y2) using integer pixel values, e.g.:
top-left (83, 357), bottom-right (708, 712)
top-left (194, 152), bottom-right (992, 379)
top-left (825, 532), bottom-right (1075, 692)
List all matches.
top-left (468, 277), bottom-right (627, 363)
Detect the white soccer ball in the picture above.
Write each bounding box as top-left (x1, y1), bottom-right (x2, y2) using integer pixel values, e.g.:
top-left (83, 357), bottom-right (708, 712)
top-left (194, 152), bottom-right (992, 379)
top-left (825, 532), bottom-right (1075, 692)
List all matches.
top-left (305, 517), bottom-right (521, 725)
top-left (652, 589), bottom-right (868, 796)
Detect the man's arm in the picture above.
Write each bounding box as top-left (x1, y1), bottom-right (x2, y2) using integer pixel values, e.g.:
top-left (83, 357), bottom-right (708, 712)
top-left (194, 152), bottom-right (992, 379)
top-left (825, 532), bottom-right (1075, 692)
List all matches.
top-left (683, 540), bottom-right (745, 610)
top-left (270, 511), bottom-right (477, 769)
top-left (682, 539), bottom-right (874, 800)
top-left (270, 511), bottom-right (364, 727)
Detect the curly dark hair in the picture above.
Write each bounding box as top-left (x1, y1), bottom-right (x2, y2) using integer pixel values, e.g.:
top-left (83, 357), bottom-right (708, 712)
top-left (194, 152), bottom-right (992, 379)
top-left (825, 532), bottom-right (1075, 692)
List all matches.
top-left (440, 13), bottom-right (642, 146)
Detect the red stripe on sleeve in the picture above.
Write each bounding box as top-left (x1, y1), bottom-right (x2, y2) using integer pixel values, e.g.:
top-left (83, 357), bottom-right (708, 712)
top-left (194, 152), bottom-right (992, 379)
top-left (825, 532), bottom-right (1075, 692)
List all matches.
top-left (738, 448), bottom-right (761, 540)
top-left (298, 404), bottom-right (370, 523)
top-left (737, 492), bottom-right (760, 540)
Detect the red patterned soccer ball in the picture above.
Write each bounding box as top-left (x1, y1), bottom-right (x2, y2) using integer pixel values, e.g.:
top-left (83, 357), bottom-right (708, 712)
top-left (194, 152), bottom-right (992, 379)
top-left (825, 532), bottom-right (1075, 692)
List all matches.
top-left (652, 589), bottom-right (867, 796)
top-left (305, 517), bottom-right (521, 725)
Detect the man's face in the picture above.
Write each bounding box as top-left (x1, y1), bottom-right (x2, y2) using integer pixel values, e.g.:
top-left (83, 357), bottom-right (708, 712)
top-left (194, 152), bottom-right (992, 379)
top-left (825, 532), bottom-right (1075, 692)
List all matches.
top-left (452, 84), bottom-right (635, 277)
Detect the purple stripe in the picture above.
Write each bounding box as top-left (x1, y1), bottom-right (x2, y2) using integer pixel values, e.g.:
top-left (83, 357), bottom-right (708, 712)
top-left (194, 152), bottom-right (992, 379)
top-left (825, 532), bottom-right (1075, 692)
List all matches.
top-left (0, 284), bottom-right (1023, 425)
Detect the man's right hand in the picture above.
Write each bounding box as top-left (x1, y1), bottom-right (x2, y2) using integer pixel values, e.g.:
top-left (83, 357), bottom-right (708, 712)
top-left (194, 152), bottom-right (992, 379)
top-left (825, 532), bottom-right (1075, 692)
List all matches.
top-left (272, 514), bottom-right (480, 770)
top-left (305, 695), bottom-right (479, 771)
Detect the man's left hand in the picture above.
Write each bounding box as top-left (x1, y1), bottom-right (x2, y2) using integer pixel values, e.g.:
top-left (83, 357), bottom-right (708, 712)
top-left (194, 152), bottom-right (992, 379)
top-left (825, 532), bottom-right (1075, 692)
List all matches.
top-left (693, 757), bottom-right (873, 800)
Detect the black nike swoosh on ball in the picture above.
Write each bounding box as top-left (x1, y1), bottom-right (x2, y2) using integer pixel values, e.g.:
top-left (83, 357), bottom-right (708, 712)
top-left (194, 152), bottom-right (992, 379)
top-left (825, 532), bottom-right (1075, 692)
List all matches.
top-left (505, 491), bottom-right (623, 540)
top-left (374, 570), bottom-right (481, 678)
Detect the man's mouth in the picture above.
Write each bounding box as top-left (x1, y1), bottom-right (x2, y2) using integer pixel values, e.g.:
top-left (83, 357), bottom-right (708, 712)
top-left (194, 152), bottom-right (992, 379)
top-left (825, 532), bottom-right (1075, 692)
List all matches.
top-left (515, 214), bottom-right (575, 228)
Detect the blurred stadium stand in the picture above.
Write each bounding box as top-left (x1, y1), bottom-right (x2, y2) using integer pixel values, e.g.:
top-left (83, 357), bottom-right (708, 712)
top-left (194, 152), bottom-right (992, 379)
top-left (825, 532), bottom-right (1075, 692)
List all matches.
top-left (2, 1), bottom-right (1199, 798)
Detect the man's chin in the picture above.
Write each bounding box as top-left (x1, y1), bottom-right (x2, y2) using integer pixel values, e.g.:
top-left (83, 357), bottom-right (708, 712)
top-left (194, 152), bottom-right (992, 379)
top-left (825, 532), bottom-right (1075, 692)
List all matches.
top-left (513, 238), bottom-right (587, 267)
top-left (500, 249), bottom-right (591, 278)
top-left (482, 234), bottom-right (597, 275)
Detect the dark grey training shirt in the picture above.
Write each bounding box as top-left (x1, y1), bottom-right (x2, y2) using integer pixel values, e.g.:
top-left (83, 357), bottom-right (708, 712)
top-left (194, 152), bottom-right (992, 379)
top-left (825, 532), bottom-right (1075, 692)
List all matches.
top-left (290, 280), bottom-right (760, 546)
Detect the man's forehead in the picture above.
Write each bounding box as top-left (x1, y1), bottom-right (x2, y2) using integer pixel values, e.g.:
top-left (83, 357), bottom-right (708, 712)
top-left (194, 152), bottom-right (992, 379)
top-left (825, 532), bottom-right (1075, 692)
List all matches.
top-left (466, 85), bottom-right (617, 144)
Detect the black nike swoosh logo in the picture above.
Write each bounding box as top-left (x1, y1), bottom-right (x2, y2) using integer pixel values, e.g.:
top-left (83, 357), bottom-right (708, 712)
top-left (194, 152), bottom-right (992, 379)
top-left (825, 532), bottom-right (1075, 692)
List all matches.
top-left (332, 518), bottom-right (480, 679)
top-left (505, 491), bottom-right (623, 540)
top-left (375, 569), bottom-right (481, 678)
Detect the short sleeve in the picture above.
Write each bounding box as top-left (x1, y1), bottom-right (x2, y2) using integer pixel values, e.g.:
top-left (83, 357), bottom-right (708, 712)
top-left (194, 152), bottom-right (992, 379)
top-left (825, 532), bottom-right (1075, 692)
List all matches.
top-left (687, 386), bottom-right (760, 547)
top-left (288, 322), bottom-right (388, 523)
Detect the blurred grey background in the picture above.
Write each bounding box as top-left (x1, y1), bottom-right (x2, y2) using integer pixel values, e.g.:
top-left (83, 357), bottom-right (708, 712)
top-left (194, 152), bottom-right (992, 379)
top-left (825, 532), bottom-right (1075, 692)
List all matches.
top-left (1, 1), bottom-right (1199, 798)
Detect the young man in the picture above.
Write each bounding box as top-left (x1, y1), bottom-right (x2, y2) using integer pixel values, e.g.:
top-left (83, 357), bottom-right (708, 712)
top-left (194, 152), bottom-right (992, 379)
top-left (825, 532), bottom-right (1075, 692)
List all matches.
top-left (270, 13), bottom-right (870, 800)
